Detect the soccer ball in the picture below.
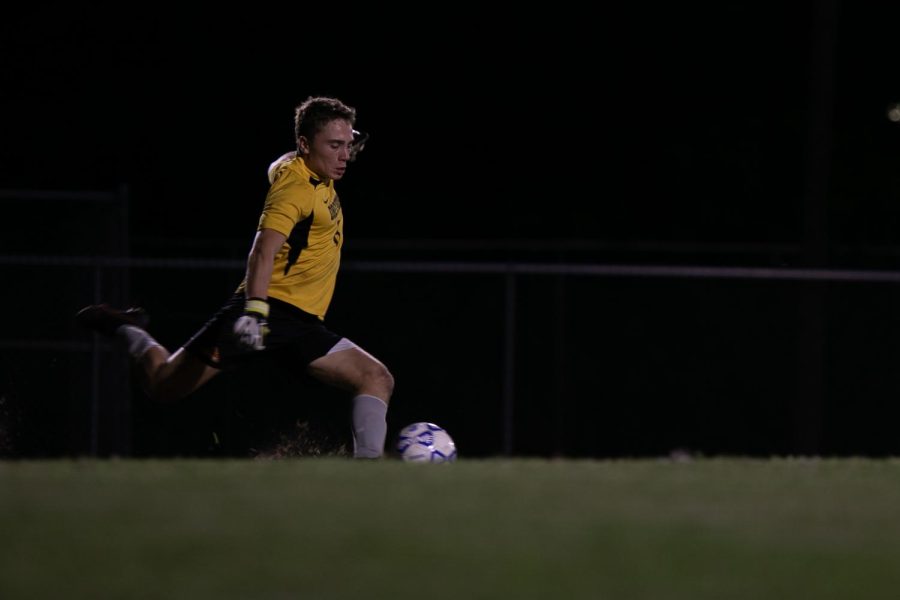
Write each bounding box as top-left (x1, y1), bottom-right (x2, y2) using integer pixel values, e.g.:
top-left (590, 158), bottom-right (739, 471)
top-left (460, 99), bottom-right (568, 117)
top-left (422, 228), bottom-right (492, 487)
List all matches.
top-left (396, 422), bottom-right (457, 463)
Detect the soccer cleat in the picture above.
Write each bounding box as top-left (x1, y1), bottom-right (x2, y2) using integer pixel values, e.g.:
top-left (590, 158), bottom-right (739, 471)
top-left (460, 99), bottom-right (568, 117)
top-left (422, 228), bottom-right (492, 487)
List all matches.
top-left (349, 129), bottom-right (369, 162)
top-left (75, 304), bottom-right (149, 337)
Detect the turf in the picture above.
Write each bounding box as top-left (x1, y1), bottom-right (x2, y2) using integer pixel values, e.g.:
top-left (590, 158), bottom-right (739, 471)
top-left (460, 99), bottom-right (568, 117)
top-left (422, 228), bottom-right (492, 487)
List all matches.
top-left (2, 457), bottom-right (900, 599)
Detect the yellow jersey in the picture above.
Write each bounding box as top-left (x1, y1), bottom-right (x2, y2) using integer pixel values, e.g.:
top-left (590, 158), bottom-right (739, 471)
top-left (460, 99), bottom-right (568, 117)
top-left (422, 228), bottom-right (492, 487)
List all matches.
top-left (237, 154), bottom-right (343, 319)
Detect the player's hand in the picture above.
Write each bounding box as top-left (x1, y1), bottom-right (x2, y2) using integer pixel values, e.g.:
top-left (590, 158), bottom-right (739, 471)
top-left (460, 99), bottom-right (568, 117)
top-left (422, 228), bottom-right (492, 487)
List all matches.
top-left (233, 298), bottom-right (270, 351)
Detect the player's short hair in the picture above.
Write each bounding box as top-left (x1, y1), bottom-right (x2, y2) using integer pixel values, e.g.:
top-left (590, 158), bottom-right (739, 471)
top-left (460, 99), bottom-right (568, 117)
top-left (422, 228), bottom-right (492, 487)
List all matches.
top-left (294, 97), bottom-right (357, 143)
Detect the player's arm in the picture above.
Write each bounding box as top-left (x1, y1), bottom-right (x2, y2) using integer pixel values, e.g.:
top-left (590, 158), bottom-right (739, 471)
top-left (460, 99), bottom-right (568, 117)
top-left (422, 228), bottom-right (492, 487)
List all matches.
top-left (234, 228), bottom-right (287, 350)
top-left (245, 228), bottom-right (286, 299)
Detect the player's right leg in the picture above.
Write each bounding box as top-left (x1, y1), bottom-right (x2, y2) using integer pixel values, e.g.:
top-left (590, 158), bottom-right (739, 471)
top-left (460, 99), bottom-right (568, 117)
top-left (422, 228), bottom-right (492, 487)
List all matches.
top-left (76, 304), bottom-right (220, 403)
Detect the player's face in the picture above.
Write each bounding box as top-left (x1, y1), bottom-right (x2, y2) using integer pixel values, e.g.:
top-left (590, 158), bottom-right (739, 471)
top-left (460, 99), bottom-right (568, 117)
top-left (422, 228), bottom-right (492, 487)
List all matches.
top-left (301, 119), bottom-right (354, 181)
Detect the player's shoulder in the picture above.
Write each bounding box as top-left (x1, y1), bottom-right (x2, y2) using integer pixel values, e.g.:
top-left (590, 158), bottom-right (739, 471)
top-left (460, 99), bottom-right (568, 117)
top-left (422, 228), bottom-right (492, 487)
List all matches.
top-left (267, 154), bottom-right (322, 192)
top-left (265, 159), bottom-right (319, 209)
top-left (268, 151), bottom-right (299, 185)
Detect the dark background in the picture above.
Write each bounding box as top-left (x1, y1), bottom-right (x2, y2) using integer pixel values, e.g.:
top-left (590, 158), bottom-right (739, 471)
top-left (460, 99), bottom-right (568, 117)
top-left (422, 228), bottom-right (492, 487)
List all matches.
top-left (2, 2), bottom-right (900, 458)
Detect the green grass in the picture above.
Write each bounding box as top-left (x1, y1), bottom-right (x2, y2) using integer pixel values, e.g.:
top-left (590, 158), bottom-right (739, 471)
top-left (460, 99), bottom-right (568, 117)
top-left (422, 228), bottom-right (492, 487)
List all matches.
top-left (2, 458), bottom-right (900, 599)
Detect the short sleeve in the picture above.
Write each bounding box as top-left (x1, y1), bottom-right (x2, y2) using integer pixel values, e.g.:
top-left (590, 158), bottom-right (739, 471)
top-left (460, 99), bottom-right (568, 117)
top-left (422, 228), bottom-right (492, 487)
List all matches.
top-left (257, 177), bottom-right (314, 236)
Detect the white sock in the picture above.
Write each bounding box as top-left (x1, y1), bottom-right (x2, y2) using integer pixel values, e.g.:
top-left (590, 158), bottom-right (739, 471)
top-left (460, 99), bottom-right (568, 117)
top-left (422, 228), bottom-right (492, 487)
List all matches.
top-left (352, 394), bottom-right (388, 458)
top-left (116, 325), bottom-right (162, 360)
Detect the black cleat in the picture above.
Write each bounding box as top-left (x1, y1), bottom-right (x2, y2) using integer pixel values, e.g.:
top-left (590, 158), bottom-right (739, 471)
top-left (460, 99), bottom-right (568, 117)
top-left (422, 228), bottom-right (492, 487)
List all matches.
top-left (349, 129), bottom-right (369, 162)
top-left (75, 304), bottom-right (149, 337)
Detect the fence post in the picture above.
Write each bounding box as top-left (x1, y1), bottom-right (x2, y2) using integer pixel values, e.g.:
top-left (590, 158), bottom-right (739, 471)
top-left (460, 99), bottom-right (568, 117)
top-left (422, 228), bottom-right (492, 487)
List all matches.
top-left (502, 270), bottom-right (516, 455)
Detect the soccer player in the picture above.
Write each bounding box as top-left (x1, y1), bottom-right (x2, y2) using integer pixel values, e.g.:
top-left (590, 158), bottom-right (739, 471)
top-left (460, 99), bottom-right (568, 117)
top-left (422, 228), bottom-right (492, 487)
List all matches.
top-left (76, 96), bottom-right (392, 458)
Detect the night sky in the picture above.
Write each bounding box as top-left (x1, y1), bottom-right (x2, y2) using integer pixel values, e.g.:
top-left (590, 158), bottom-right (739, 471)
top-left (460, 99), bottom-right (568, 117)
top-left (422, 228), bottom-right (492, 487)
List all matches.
top-left (5, 3), bottom-right (898, 254)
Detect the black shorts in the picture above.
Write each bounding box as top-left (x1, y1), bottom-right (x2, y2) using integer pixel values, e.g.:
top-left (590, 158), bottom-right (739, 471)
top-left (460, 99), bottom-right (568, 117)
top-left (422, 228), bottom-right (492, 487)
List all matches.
top-left (183, 294), bottom-right (343, 369)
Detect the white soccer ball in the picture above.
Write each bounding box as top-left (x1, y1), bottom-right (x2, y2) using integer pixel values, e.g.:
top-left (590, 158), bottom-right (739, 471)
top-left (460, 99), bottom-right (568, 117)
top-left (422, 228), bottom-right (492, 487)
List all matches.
top-left (396, 422), bottom-right (457, 463)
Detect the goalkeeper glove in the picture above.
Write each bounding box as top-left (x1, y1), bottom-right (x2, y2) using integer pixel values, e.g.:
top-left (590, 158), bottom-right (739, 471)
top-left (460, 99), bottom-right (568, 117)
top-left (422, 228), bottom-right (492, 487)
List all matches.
top-left (233, 297), bottom-right (270, 351)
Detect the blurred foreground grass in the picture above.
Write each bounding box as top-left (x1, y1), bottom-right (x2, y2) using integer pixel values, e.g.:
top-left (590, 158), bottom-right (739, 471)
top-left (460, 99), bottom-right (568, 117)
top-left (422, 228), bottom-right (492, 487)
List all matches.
top-left (2, 457), bottom-right (900, 599)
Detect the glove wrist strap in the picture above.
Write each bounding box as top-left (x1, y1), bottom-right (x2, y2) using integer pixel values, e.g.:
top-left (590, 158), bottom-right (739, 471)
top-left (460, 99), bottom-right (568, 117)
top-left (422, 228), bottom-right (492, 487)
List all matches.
top-left (245, 298), bottom-right (270, 318)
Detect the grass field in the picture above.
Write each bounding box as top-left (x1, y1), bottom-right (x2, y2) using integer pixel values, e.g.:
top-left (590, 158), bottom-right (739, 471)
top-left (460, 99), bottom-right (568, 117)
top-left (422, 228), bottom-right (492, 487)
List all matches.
top-left (2, 457), bottom-right (900, 599)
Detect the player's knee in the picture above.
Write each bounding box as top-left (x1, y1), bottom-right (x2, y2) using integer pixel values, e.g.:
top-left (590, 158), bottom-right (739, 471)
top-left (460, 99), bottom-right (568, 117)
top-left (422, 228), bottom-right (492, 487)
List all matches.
top-left (145, 351), bottom-right (215, 404)
top-left (365, 362), bottom-right (394, 402)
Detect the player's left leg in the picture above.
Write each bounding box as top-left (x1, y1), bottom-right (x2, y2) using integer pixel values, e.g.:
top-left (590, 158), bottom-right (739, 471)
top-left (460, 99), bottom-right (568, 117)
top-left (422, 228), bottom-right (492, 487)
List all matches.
top-left (307, 345), bottom-right (394, 458)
